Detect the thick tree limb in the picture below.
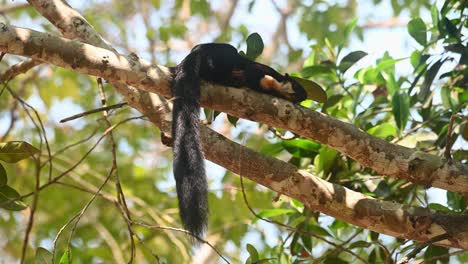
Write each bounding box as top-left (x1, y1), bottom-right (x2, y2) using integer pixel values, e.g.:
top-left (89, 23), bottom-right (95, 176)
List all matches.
top-left (1, 24), bottom-right (466, 196)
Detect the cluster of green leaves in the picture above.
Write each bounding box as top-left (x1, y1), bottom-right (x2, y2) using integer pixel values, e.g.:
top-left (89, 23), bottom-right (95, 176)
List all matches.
top-left (242, 1), bottom-right (467, 263)
top-left (0, 141), bottom-right (38, 211)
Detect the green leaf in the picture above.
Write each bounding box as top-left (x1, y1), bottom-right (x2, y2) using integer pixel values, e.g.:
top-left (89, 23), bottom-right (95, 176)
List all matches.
top-left (338, 50), bottom-right (368, 73)
top-left (308, 225), bottom-right (332, 237)
top-left (0, 185), bottom-right (27, 211)
top-left (301, 64), bottom-right (335, 78)
top-left (424, 245), bottom-right (449, 264)
top-left (428, 203), bottom-right (451, 212)
top-left (462, 122), bottom-right (468, 141)
top-left (367, 123), bottom-right (397, 139)
top-left (0, 163), bottom-right (6, 186)
top-left (290, 199), bottom-right (304, 213)
top-left (392, 91), bottom-right (410, 131)
top-left (322, 95), bottom-right (343, 111)
top-left (259, 143), bottom-right (284, 157)
top-left (430, 3), bottom-right (439, 29)
top-left (446, 192), bottom-right (465, 212)
top-left (59, 251), bottom-right (71, 264)
top-left (441, 86), bottom-right (458, 111)
top-left (344, 18), bottom-right (358, 39)
top-left (227, 114), bottom-right (239, 127)
top-left (291, 77), bottom-right (327, 103)
top-left (35, 247), bottom-right (53, 264)
top-left (349, 241), bottom-right (371, 249)
top-left (443, 17), bottom-right (459, 40)
top-left (392, 91), bottom-right (409, 131)
top-left (254, 209), bottom-right (295, 223)
top-left (246, 33), bottom-right (264, 60)
top-left (323, 256), bottom-right (348, 264)
top-left (314, 146), bottom-right (338, 175)
top-left (374, 181), bottom-right (391, 198)
top-left (0, 141), bottom-right (40, 163)
top-left (282, 139), bottom-right (320, 158)
top-left (419, 60), bottom-right (444, 102)
top-left (407, 18), bottom-right (427, 46)
top-left (246, 244), bottom-right (259, 262)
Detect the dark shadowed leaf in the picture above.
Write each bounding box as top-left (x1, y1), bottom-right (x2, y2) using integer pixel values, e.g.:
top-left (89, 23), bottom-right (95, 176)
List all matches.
top-left (246, 33), bottom-right (264, 60)
top-left (0, 185), bottom-right (27, 211)
top-left (424, 245), bottom-right (449, 264)
top-left (0, 163), bottom-right (6, 187)
top-left (0, 141), bottom-right (40, 163)
top-left (349, 241), bottom-right (371, 249)
top-left (246, 243), bottom-right (259, 262)
top-left (407, 18), bottom-right (427, 46)
top-left (419, 60), bottom-right (444, 102)
top-left (338, 50), bottom-right (368, 73)
top-left (291, 77), bottom-right (327, 103)
top-left (392, 91), bottom-right (410, 131)
top-left (227, 114), bottom-right (239, 127)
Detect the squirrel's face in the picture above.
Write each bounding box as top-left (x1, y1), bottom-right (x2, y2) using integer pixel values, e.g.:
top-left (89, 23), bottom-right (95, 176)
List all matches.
top-left (280, 74), bottom-right (307, 103)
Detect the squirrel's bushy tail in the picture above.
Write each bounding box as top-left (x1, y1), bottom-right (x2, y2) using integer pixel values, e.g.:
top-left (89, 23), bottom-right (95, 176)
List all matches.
top-left (171, 55), bottom-right (208, 238)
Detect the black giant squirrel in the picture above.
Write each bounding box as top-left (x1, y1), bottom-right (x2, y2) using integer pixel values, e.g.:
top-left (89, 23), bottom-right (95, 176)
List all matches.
top-left (169, 43), bottom-right (307, 238)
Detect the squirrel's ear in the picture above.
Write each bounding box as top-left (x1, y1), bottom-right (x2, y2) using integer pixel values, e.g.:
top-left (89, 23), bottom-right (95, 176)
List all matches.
top-left (284, 73), bottom-right (289, 77)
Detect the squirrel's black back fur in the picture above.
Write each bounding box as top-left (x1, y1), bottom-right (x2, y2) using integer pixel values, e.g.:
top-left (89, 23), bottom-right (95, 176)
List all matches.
top-left (170, 43), bottom-right (307, 238)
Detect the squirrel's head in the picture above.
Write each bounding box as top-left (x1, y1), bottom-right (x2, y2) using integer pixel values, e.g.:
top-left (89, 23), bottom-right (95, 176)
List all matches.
top-left (279, 73), bottom-right (307, 103)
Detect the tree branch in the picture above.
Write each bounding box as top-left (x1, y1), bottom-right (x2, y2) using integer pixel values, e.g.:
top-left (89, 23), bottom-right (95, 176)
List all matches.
top-left (1, 24), bottom-right (466, 196)
top-left (2, 24), bottom-right (468, 248)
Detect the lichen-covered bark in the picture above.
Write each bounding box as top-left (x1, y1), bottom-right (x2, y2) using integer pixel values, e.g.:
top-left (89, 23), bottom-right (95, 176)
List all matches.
top-left (1, 24), bottom-right (466, 195)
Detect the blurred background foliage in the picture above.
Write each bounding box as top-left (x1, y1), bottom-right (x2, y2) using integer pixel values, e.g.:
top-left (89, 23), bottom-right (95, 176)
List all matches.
top-left (0, 0), bottom-right (466, 263)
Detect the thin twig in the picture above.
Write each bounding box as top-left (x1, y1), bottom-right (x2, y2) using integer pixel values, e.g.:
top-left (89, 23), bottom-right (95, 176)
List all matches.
top-left (397, 234), bottom-right (450, 264)
top-left (97, 77), bottom-right (136, 263)
top-left (0, 116), bottom-right (144, 208)
top-left (60, 102), bottom-right (128, 123)
top-left (132, 221), bottom-right (230, 264)
top-left (268, 126), bottom-right (299, 140)
top-left (444, 112), bottom-right (457, 163)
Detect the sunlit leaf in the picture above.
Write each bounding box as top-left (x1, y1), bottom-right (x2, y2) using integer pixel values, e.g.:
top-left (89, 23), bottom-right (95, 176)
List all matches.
top-left (367, 123), bottom-right (397, 139)
top-left (314, 146), bottom-right (338, 175)
top-left (35, 247), bottom-right (53, 264)
top-left (59, 251), bottom-right (71, 264)
top-left (253, 209), bottom-right (295, 223)
top-left (0, 141), bottom-right (40, 163)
